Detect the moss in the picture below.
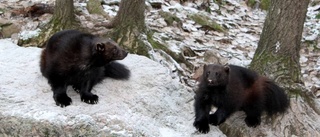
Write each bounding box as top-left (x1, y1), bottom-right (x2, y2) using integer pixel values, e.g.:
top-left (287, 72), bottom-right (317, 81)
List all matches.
top-left (147, 31), bottom-right (194, 69)
top-left (135, 37), bottom-right (150, 57)
top-left (260, 0), bottom-right (270, 10)
top-left (159, 11), bottom-right (181, 26)
top-left (247, 0), bottom-right (257, 8)
top-left (188, 13), bottom-right (225, 32)
top-left (0, 8), bottom-right (4, 14)
top-left (316, 13), bottom-right (320, 19)
top-left (214, 0), bottom-right (224, 5)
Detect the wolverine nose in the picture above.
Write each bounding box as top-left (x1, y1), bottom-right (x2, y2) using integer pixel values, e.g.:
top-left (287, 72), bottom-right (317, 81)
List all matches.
top-left (208, 79), bottom-right (212, 83)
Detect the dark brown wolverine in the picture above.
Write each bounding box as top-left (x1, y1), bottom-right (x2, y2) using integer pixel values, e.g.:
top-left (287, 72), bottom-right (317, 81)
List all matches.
top-left (194, 64), bottom-right (289, 133)
top-left (40, 30), bottom-right (130, 107)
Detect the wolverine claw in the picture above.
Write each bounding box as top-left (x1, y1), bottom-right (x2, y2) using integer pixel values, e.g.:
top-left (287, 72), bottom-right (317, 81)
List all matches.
top-left (81, 93), bottom-right (99, 104)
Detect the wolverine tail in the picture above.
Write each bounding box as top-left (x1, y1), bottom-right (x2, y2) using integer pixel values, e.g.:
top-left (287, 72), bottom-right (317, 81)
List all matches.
top-left (104, 61), bottom-right (131, 80)
top-left (264, 79), bottom-right (290, 116)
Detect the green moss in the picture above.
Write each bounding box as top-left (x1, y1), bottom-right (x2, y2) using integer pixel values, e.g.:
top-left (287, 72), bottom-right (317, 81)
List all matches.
top-left (213, 0), bottom-right (224, 5)
top-left (147, 31), bottom-right (165, 50)
top-left (188, 13), bottom-right (225, 32)
top-left (247, 0), bottom-right (257, 8)
top-left (316, 13), bottom-right (320, 19)
top-left (260, 0), bottom-right (270, 10)
top-left (159, 11), bottom-right (181, 26)
top-left (147, 31), bottom-right (194, 69)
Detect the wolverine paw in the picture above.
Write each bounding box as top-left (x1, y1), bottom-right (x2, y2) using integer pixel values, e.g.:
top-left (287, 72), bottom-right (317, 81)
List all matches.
top-left (193, 120), bottom-right (210, 134)
top-left (53, 93), bottom-right (72, 107)
top-left (245, 116), bottom-right (261, 127)
top-left (209, 114), bottom-right (219, 126)
top-left (81, 93), bottom-right (99, 104)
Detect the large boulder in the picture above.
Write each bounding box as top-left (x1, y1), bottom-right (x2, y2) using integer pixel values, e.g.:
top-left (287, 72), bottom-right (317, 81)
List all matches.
top-left (0, 39), bottom-right (225, 137)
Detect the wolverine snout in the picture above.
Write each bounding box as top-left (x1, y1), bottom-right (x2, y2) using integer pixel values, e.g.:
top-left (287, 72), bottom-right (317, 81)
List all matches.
top-left (207, 78), bottom-right (219, 86)
top-left (114, 49), bottom-right (128, 60)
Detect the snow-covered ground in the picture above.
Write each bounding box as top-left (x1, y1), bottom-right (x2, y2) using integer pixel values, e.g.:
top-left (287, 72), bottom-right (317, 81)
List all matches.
top-left (1, 0), bottom-right (318, 90)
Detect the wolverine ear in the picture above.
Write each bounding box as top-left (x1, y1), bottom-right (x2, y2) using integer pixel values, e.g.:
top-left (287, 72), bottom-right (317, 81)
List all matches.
top-left (95, 43), bottom-right (105, 52)
top-left (224, 66), bottom-right (230, 73)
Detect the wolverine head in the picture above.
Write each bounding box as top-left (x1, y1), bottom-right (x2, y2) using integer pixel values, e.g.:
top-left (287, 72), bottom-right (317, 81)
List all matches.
top-left (202, 64), bottom-right (229, 87)
top-left (93, 37), bottom-right (128, 61)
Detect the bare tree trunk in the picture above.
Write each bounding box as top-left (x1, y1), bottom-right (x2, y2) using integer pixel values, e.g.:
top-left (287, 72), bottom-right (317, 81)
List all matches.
top-left (108, 0), bottom-right (193, 73)
top-left (50, 0), bottom-right (79, 30)
top-left (18, 0), bottom-right (82, 47)
top-left (218, 0), bottom-right (320, 136)
top-left (108, 0), bottom-right (148, 55)
top-left (250, 0), bottom-right (308, 86)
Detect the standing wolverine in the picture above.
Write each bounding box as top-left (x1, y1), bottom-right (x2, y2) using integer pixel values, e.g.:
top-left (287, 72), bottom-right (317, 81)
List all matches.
top-left (40, 30), bottom-right (130, 107)
top-left (193, 64), bottom-right (289, 133)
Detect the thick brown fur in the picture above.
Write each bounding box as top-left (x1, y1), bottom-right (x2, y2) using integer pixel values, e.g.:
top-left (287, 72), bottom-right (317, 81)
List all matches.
top-left (193, 64), bottom-right (289, 133)
top-left (40, 29), bottom-right (130, 107)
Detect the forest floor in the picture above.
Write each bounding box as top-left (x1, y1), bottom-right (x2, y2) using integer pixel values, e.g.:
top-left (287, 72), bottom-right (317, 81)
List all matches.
top-left (0, 0), bottom-right (319, 99)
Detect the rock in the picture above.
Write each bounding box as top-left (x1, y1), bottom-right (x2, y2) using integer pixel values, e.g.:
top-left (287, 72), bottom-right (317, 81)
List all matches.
top-left (1, 22), bottom-right (21, 38)
top-left (0, 19), bottom-right (21, 38)
top-left (148, 0), bottom-right (163, 9)
top-left (203, 50), bottom-right (221, 64)
top-left (0, 39), bottom-right (225, 137)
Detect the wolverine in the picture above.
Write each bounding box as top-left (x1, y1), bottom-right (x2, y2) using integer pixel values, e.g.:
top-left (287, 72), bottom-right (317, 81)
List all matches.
top-left (40, 30), bottom-right (130, 107)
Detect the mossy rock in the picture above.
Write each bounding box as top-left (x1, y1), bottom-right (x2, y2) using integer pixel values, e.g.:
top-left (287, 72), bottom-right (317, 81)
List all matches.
top-left (147, 31), bottom-right (194, 69)
top-left (188, 13), bottom-right (226, 32)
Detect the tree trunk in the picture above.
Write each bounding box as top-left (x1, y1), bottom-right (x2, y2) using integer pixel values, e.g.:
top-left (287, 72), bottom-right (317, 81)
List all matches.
top-left (218, 0), bottom-right (320, 136)
top-left (18, 0), bottom-right (82, 47)
top-left (108, 0), bottom-right (148, 55)
top-left (109, 0), bottom-right (193, 74)
top-left (250, 0), bottom-right (308, 86)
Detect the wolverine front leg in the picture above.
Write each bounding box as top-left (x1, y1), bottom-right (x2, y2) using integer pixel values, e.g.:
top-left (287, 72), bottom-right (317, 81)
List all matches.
top-left (193, 94), bottom-right (212, 133)
top-left (48, 75), bottom-right (72, 107)
top-left (80, 80), bottom-right (99, 104)
top-left (209, 108), bottom-right (232, 126)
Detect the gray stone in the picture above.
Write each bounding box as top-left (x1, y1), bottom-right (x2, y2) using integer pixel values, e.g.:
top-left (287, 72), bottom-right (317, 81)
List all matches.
top-left (0, 39), bottom-right (225, 137)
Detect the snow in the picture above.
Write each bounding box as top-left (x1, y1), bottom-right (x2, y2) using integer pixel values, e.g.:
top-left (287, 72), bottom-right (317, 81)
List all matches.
top-left (19, 28), bottom-right (41, 40)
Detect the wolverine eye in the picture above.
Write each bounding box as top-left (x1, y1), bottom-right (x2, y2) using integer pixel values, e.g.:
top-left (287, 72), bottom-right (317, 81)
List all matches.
top-left (206, 71), bottom-right (210, 76)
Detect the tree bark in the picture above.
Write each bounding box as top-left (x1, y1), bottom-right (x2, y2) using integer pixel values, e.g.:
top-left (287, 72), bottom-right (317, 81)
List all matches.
top-left (109, 0), bottom-right (193, 73)
top-left (218, 0), bottom-right (320, 136)
top-left (18, 0), bottom-right (82, 47)
top-left (250, 0), bottom-right (308, 86)
top-left (108, 0), bottom-right (148, 55)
